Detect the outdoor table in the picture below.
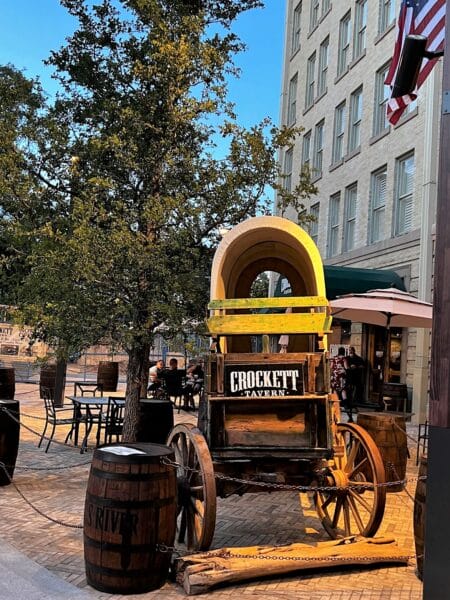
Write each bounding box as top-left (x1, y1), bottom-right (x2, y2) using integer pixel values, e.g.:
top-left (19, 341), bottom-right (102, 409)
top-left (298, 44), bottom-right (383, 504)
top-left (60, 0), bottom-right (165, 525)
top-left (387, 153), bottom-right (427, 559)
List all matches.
top-left (67, 395), bottom-right (125, 453)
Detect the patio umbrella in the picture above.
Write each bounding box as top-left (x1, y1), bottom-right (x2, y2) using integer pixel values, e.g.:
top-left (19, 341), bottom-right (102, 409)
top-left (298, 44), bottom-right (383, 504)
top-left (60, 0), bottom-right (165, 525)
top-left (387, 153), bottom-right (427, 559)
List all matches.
top-left (330, 288), bottom-right (433, 402)
top-left (330, 288), bottom-right (433, 329)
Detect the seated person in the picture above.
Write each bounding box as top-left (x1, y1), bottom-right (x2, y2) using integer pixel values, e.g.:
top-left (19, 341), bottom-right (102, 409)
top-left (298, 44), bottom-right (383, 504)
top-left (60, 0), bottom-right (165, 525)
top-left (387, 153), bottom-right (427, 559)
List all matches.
top-left (148, 359), bottom-right (164, 394)
top-left (161, 358), bottom-right (185, 398)
top-left (183, 359), bottom-right (204, 409)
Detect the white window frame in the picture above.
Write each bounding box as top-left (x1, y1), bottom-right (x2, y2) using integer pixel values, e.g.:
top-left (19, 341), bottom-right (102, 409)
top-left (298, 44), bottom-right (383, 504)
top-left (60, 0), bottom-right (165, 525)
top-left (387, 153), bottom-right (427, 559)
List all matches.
top-left (395, 152), bottom-right (415, 235)
top-left (373, 63), bottom-right (390, 136)
top-left (310, 202), bottom-right (320, 245)
top-left (348, 86), bottom-right (362, 153)
top-left (283, 148), bottom-right (293, 193)
top-left (287, 73), bottom-right (298, 126)
top-left (328, 192), bottom-right (341, 257)
top-left (305, 52), bottom-right (316, 109)
top-left (317, 36), bottom-right (329, 97)
top-left (353, 0), bottom-right (367, 59)
top-left (321, 0), bottom-right (331, 16)
top-left (292, 2), bottom-right (302, 54)
top-left (344, 183), bottom-right (357, 251)
top-left (338, 12), bottom-right (351, 76)
top-left (310, 0), bottom-right (320, 30)
top-left (302, 130), bottom-right (312, 168)
top-left (332, 101), bottom-right (346, 164)
top-left (313, 120), bottom-right (324, 177)
top-left (379, 0), bottom-right (396, 34)
top-left (369, 166), bottom-right (387, 243)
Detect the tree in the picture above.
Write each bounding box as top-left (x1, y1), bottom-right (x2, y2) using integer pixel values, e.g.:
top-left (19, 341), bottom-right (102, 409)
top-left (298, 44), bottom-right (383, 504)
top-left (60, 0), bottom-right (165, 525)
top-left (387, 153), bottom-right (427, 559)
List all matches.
top-left (0, 0), bottom-right (317, 440)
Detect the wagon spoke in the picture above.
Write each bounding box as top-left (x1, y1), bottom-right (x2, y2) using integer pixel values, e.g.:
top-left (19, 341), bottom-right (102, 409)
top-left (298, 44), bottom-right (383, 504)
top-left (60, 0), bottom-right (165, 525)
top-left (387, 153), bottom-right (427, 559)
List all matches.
top-left (348, 488), bottom-right (374, 513)
top-left (331, 496), bottom-right (343, 528)
top-left (347, 493), bottom-right (366, 533)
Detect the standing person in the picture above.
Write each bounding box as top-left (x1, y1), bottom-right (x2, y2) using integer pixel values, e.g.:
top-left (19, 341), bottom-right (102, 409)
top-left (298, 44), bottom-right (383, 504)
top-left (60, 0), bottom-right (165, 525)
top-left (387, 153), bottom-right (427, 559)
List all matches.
top-left (148, 359), bottom-right (164, 395)
top-left (346, 346), bottom-right (365, 405)
top-left (330, 347), bottom-right (351, 419)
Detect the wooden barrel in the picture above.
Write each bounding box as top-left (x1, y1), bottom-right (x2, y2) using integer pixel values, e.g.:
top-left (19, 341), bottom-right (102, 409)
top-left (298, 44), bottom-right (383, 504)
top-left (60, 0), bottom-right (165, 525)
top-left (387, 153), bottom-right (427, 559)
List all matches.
top-left (39, 364), bottom-right (57, 397)
top-left (137, 399), bottom-right (174, 444)
top-left (84, 443), bottom-right (177, 594)
top-left (357, 412), bottom-right (408, 493)
top-left (414, 455), bottom-right (427, 580)
top-left (0, 367), bottom-right (15, 399)
top-left (97, 361), bottom-right (119, 392)
top-left (0, 399), bottom-right (20, 486)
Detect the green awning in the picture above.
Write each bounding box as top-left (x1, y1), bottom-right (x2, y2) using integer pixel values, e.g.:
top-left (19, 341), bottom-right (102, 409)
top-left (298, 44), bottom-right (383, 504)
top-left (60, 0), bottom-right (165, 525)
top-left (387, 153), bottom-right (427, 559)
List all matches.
top-left (324, 265), bottom-right (406, 300)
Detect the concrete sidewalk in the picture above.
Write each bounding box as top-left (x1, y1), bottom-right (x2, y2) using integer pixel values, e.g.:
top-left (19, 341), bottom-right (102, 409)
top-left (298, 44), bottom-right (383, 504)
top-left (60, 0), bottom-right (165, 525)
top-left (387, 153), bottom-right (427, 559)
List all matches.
top-left (0, 539), bottom-right (95, 600)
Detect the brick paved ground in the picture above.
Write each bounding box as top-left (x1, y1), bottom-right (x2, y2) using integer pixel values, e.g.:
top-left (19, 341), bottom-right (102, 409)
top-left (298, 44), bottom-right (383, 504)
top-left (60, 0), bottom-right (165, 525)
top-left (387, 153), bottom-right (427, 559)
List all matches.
top-left (0, 383), bottom-right (423, 599)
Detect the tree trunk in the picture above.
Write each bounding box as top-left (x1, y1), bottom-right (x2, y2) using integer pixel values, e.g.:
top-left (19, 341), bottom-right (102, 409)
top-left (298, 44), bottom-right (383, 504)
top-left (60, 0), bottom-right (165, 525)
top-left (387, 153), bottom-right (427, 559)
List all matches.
top-left (176, 536), bottom-right (409, 595)
top-left (122, 340), bottom-right (150, 442)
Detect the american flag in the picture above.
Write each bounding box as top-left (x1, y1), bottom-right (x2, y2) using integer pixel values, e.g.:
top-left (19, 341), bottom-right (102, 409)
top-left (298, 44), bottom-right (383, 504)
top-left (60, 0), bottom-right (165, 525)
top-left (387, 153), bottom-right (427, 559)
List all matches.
top-left (385, 0), bottom-right (446, 125)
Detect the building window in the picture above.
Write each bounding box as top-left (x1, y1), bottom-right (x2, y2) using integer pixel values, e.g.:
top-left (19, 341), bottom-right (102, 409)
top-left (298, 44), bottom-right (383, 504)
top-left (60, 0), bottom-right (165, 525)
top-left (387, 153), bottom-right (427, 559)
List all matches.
top-left (379, 0), bottom-right (396, 34)
top-left (332, 101), bottom-right (346, 164)
top-left (322, 0), bottom-right (331, 15)
top-left (305, 52), bottom-right (316, 109)
top-left (313, 119), bottom-right (324, 178)
top-left (338, 12), bottom-right (351, 76)
top-left (310, 202), bottom-right (320, 245)
top-left (310, 0), bottom-right (320, 30)
top-left (287, 73), bottom-right (298, 125)
top-left (317, 36), bottom-right (329, 97)
top-left (328, 192), bottom-right (341, 257)
top-left (344, 183), bottom-right (357, 251)
top-left (370, 166), bottom-right (387, 243)
top-left (283, 148), bottom-right (293, 192)
top-left (348, 86), bottom-right (362, 152)
top-left (302, 130), bottom-right (312, 168)
top-left (292, 2), bottom-right (302, 54)
top-left (395, 153), bottom-right (415, 235)
top-left (373, 63), bottom-right (390, 136)
top-left (353, 0), bottom-right (367, 59)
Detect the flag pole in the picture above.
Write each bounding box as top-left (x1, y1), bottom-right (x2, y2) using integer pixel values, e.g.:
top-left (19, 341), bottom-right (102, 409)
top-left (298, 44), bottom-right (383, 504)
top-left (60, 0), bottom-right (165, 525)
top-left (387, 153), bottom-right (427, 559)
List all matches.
top-left (423, 1), bottom-right (450, 596)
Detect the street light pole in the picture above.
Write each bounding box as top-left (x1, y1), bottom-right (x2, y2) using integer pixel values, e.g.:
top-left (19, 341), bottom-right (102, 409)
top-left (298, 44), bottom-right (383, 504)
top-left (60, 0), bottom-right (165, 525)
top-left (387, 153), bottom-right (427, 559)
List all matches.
top-left (423, 3), bottom-right (450, 597)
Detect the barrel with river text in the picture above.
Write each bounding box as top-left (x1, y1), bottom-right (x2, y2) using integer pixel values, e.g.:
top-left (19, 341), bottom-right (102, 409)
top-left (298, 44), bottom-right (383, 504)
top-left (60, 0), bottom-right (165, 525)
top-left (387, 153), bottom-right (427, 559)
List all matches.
top-left (84, 443), bottom-right (177, 594)
top-left (0, 399), bottom-right (20, 486)
top-left (97, 361), bottom-right (119, 392)
top-left (357, 412), bottom-right (408, 492)
top-left (0, 367), bottom-right (15, 400)
top-left (414, 455), bottom-right (427, 580)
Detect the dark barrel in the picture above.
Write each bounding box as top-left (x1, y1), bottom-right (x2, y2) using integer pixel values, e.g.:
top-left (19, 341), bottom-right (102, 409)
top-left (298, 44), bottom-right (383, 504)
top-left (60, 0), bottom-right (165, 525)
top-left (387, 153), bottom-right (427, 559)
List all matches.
top-left (84, 443), bottom-right (177, 594)
top-left (39, 364), bottom-right (57, 398)
top-left (97, 361), bottom-right (119, 392)
top-left (0, 399), bottom-right (20, 486)
top-left (137, 399), bottom-right (174, 444)
top-left (414, 456), bottom-right (427, 580)
top-left (357, 412), bottom-right (408, 492)
top-left (0, 367), bottom-right (15, 400)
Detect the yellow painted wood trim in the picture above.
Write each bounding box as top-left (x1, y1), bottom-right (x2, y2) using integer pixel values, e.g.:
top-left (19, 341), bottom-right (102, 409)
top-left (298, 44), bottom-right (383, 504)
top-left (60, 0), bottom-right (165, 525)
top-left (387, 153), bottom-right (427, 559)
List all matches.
top-left (207, 313), bottom-right (332, 335)
top-left (208, 296), bottom-right (329, 310)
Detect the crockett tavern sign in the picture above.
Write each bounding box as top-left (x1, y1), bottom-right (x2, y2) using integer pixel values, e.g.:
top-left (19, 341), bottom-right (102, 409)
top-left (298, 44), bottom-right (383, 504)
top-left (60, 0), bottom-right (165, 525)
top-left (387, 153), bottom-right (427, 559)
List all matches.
top-left (224, 363), bottom-right (304, 397)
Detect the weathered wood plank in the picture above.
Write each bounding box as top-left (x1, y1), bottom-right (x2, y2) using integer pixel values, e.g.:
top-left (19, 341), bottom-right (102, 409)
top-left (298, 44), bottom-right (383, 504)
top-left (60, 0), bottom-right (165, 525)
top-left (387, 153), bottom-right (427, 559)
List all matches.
top-left (207, 313), bottom-right (332, 335)
top-left (176, 536), bottom-right (409, 595)
top-left (208, 296), bottom-right (329, 310)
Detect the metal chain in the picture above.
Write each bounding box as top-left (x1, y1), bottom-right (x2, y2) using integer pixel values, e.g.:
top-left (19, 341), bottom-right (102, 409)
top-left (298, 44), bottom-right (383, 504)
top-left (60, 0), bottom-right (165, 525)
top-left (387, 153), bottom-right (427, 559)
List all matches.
top-left (1, 406), bottom-right (95, 452)
top-left (156, 544), bottom-right (419, 563)
top-left (161, 457), bottom-right (426, 492)
top-left (0, 463), bottom-right (83, 529)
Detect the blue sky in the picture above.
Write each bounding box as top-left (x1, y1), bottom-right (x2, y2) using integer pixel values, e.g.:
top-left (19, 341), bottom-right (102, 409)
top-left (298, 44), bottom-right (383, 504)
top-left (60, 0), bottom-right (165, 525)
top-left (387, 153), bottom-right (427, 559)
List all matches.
top-left (0, 0), bottom-right (286, 129)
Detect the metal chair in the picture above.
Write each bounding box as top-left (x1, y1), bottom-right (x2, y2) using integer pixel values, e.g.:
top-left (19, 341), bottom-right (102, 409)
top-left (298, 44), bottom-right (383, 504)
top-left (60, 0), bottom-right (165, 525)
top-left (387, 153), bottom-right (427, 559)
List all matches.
top-left (97, 397), bottom-right (125, 445)
top-left (38, 387), bottom-right (77, 452)
top-left (73, 382), bottom-right (103, 396)
top-left (416, 420), bottom-right (429, 464)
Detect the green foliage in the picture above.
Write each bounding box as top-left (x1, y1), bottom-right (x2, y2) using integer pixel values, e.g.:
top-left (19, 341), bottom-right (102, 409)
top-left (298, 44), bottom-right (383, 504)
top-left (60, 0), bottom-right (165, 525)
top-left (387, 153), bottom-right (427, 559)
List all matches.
top-left (0, 1), bottom-right (317, 436)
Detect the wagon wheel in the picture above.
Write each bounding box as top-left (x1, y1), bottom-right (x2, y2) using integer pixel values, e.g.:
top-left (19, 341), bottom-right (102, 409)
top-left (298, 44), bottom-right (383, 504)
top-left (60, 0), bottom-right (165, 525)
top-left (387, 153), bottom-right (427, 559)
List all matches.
top-left (167, 423), bottom-right (217, 551)
top-left (315, 422), bottom-right (386, 539)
